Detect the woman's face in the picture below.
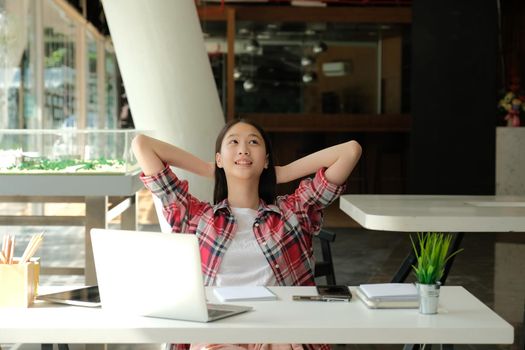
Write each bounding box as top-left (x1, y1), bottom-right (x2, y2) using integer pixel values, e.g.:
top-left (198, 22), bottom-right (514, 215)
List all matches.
top-left (216, 122), bottom-right (268, 180)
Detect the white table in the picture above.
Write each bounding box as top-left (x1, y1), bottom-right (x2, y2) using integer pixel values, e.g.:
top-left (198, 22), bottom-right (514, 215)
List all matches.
top-left (339, 194), bottom-right (525, 349)
top-left (339, 195), bottom-right (525, 282)
top-left (0, 173), bottom-right (143, 284)
top-left (339, 195), bottom-right (525, 232)
top-left (0, 286), bottom-right (513, 345)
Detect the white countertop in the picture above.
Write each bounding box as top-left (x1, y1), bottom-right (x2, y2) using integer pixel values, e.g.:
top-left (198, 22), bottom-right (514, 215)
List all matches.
top-left (0, 172), bottom-right (143, 196)
top-left (0, 286), bottom-right (513, 344)
top-left (340, 194), bottom-right (525, 232)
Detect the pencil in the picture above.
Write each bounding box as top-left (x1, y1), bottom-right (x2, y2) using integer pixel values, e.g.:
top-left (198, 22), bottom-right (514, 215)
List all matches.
top-left (8, 236), bottom-right (14, 264)
top-left (21, 234), bottom-right (38, 262)
top-left (23, 238), bottom-right (43, 263)
top-left (21, 233), bottom-right (44, 263)
top-left (1, 234), bottom-right (7, 261)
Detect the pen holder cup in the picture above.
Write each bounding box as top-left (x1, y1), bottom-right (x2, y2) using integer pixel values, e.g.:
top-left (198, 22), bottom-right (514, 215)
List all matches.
top-left (0, 258), bottom-right (40, 308)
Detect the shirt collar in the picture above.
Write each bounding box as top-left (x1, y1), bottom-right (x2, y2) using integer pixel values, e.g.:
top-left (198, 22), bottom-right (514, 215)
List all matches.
top-left (213, 198), bottom-right (281, 217)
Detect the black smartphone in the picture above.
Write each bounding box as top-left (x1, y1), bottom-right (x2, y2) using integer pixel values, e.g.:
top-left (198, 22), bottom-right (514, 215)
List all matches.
top-left (316, 285), bottom-right (352, 300)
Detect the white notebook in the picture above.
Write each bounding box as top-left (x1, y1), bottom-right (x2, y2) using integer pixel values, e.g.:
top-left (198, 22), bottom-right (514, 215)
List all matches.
top-left (356, 283), bottom-right (418, 309)
top-left (213, 286), bottom-right (278, 302)
top-left (359, 283), bottom-right (418, 299)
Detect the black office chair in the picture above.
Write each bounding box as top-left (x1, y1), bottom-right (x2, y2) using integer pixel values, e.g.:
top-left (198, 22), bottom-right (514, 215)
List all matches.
top-left (314, 229), bottom-right (337, 285)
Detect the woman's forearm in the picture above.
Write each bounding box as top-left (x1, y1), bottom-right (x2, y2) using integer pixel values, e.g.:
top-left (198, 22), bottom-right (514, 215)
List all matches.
top-left (276, 140), bottom-right (362, 185)
top-left (131, 134), bottom-right (214, 178)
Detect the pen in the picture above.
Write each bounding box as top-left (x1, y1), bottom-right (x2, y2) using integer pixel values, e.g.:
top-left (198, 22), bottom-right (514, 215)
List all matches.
top-left (293, 295), bottom-right (350, 302)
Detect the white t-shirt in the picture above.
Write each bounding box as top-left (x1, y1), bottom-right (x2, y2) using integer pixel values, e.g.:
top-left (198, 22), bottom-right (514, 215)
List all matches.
top-left (215, 207), bottom-right (277, 287)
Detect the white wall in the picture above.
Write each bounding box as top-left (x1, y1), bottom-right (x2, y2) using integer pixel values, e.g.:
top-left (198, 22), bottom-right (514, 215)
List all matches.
top-left (101, 0), bottom-right (224, 202)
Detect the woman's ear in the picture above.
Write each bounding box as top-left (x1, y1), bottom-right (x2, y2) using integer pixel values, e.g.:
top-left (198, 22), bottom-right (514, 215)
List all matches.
top-left (264, 154), bottom-right (269, 169)
top-left (216, 152), bottom-right (223, 168)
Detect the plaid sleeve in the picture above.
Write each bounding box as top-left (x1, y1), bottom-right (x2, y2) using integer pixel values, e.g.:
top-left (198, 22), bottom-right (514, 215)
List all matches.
top-left (140, 164), bottom-right (203, 233)
top-left (281, 167), bottom-right (345, 235)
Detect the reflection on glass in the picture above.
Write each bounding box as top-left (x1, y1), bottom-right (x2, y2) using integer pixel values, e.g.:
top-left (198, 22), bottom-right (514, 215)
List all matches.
top-left (43, 0), bottom-right (77, 129)
top-left (0, 0), bottom-right (36, 129)
top-left (86, 31), bottom-right (98, 128)
top-left (234, 21), bottom-right (384, 114)
top-left (201, 19), bottom-right (408, 115)
top-left (1, 0), bottom-right (120, 134)
top-left (105, 50), bottom-right (117, 129)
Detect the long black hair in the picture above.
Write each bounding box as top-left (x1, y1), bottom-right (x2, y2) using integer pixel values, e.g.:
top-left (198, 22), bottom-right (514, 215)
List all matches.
top-left (213, 119), bottom-right (276, 205)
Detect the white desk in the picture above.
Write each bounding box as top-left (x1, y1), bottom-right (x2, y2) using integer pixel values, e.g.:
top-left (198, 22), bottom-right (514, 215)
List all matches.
top-left (339, 194), bottom-right (524, 348)
top-left (339, 194), bottom-right (525, 282)
top-left (0, 173), bottom-right (143, 284)
top-left (339, 195), bottom-right (525, 232)
top-left (0, 287), bottom-right (513, 345)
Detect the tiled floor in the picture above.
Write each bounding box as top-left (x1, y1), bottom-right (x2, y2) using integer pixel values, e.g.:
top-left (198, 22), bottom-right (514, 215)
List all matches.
top-left (1, 203), bottom-right (524, 350)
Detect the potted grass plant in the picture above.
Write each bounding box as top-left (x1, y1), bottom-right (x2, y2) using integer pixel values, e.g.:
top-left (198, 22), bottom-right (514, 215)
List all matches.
top-left (410, 232), bottom-right (463, 314)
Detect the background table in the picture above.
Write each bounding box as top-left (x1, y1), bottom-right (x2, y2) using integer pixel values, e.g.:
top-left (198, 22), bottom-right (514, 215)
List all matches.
top-left (339, 195), bottom-right (525, 348)
top-left (339, 195), bottom-right (525, 283)
top-left (339, 195), bottom-right (525, 232)
top-left (0, 173), bottom-right (143, 284)
top-left (339, 194), bottom-right (525, 349)
top-left (0, 286), bottom-right (513, 345)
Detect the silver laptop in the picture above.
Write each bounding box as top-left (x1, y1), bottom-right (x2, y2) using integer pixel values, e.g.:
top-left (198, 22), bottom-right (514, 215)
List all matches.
top-left (90, 228), bottom-right (252, 322)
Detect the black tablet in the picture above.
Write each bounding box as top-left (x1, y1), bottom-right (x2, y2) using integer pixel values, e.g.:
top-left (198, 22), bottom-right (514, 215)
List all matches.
top-left (37, 285), bottom-right (101, 307)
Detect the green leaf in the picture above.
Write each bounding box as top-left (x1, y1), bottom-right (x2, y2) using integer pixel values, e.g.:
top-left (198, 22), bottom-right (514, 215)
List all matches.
top-left (410, 232), bottom-right (463, 284)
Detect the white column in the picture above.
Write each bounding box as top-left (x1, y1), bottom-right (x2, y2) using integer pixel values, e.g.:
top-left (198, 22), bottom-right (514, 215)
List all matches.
top-left (496, 127), bottom-right (525, 195)
top-left (101, 0), bottom-right (224, 202)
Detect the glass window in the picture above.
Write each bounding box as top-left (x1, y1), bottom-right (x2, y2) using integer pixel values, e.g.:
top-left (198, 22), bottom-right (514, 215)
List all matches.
top-left (105, 49), bottom-right (118, 129)
top-left (201, 19), bottom-right (409, 116)
top-left (86, 30), bottom-right (98, 128)
top-left (0, 0), bottom-right (37, 129)
top-left (202, 21), bottom-right (227, 113)
top-left (1, 0), bottom-right (122, 149)
top-left (43, 0), bottom-right (77, 129)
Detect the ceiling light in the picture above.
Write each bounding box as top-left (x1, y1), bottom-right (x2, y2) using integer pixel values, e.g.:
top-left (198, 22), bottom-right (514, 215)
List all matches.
top-left (305, 29), bottom-right (316, 36)
top-left (313, 41), bottom-right (328, 54)
top-left (301, 56), bottom-right (314, 67)
top-left (243, 79), bottom-right (256, 92)
top-left (238, 28), bottom-right (250, 36)
top-left (233, 68), bottom-right (242, 80)
top-left (302, 72), bottom-right (317, 84)
top-left (245, 39), bottom-right (260, 53)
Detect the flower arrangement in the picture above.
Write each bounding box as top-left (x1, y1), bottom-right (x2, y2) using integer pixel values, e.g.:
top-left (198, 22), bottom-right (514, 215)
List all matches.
top-left (410, 232), bottom-right (463, 285)
top-left (498, 75), bottom-right (525, 127)
top-left (498, 91), bottom-right (525, 127)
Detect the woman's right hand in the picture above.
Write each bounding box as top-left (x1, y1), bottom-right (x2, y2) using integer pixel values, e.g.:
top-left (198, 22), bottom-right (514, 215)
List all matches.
top-left (132, 134), bottom-right (215, 178)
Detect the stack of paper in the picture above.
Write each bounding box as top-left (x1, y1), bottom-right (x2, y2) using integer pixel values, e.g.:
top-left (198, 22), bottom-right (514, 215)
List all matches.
top-left (355, 283), bottom-right (419, 309)
top-left (213, 286), bottom-right (278, 302)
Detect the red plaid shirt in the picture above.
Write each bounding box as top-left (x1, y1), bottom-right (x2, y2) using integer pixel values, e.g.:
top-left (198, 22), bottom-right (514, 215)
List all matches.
top-left (141, 165), bottom-right (344, 350)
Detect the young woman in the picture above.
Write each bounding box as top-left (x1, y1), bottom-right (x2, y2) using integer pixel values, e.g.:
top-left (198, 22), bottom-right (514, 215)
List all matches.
top-left (132, 119), bottom-right (362, 350)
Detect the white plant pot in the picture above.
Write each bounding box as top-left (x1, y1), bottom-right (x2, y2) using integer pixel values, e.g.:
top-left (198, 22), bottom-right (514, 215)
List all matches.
top-left (417, 282), bottom-right (441, 314)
